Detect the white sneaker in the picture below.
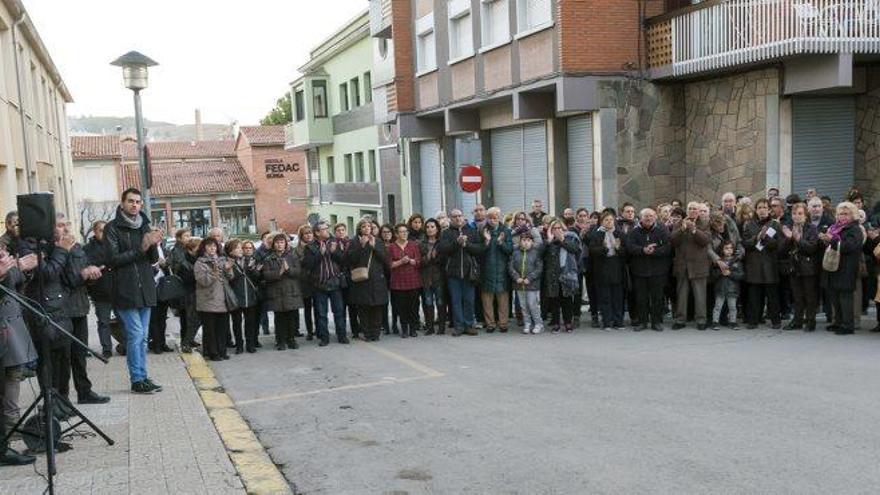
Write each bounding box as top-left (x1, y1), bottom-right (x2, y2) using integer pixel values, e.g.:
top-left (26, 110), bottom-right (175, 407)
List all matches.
top-left (532, 325), bottom-right (544, 334)
top-left (522, 325), bottom-right (531, 335)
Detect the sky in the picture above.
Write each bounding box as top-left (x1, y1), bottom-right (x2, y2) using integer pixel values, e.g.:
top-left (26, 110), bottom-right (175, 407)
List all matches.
top-left (24, 0), bottom-right (368, 126)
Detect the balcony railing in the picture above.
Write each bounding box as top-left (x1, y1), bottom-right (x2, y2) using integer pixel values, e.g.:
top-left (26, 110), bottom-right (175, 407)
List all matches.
top-left (370, 0), bottom-right (392, 38)
top-left (647, 0), bottom-right (880, 78)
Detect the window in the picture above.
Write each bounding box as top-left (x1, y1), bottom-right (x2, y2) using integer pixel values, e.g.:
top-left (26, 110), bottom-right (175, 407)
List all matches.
top-left (347, 216), bottom-right (354, 234)
top-left (481, 0), bottom-right (510, 48)
top-left (339, 83), bottom-right (349, 112)
top-left (294, 90), bottom-right (305, 121)
top-left (355, 152), bottom-right (365, 182)
top-left (326, 156), bottom-right (335, 183)
top-left (448, 0), bottom-right (473, 60)
top-left (416, 13), bottom-right (437, 72)
top-left (378, 38), bottom-right (389, 59)
top-left (219, 206), bottom-right (256, 235)
top-left (344, 154), bottom-right (353, 182)
top-left (330, 214), bottom-right (338, 225)
top-left (363, 72), bottom-right (372, 103)
top-left (516, 0), bottom-right (552, 34)
top-left (368, 150), bottom-right (377, 182)
top-left (312, 80), bottom-right (328, 118)
top-left (350, 77), bottom-right (361, 107)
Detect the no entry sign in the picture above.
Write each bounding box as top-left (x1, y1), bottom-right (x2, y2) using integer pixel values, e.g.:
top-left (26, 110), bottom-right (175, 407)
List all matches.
top-left (459, 165), bottom-right (483, 193)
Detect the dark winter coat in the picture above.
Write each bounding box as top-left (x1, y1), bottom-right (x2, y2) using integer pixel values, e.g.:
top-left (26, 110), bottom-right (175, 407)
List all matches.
top-left (825, 221), bottom-right (864, 292)
top-left (741, 217), bottom-right (782, 285)
top-left (479, 223), bottom-right (513, 293)
top-left (438, 224), bottom-right (485, 281)
top-left (544, 231), bottom-right (582, 298)
top-left (174, 251), bottom-right (197, 291)
top-left (587, 229), bottom-right (625, 286)
top-left (713, 258), bottom-right (745, 298)
top-left (230, 256), bottom-right (260, 309)
top-left (83, 237), bottom-right (113, 302)
top-left (294, 244), bottom-right (314, 298)
top-left (0, 266), bottom-right (37, 367)
top-left (20, 242), bottom-right (72, 348)
top-left (343, 240), bottom-right (389, 307)
top-left (509, 247), bottom-right (543, 291)
top-left (671, 218), bottom-right (711, 280)
top-left (626, 222), bottom-right (673, 278)
top-left (64, 243), bottom-right (93, 318)
top-left (103, 207), bottom-right (160, 309)
top-left (779, 223), bottom-right (820, 278)
top-left (261, 249), bottom-right (304, 312)
top-left (419, 238), bottom-right (444, 289)
top-left (302, 241), bottom-right (345, 292)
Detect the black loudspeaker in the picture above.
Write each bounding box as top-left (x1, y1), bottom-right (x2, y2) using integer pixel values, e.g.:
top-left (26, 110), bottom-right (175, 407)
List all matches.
top-left (17, 193), bottom-right (56, 242)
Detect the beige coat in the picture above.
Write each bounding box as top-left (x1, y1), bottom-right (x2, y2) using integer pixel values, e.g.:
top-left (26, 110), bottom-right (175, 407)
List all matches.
top-left (194, 256), bottom-right (234, 313)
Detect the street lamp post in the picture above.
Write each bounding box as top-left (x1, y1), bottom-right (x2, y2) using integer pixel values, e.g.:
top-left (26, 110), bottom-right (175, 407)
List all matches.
top-left (111, 51), bottom-right (158, 213)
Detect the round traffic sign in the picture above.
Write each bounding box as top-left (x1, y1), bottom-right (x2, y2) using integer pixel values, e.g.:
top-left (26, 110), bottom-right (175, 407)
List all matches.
top-left (459, 165), bottom-right (483, 193)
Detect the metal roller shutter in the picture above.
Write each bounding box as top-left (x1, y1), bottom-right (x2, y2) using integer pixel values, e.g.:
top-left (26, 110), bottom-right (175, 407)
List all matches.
top-left (491, 127), bottom-right (525, 214)
top-left (523, 122), bottom-right (549, 211)
top-left (792, 97), bottom-right (855, 203)
top-left (454, 136), bottom-right (481, 215)
top-left (419, 141), bottom-right (443, 216)
top-left (567, 115), bottom-right (594, 210)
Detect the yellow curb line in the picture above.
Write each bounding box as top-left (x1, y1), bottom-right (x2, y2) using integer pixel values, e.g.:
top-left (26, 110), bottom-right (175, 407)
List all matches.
top-left (181, 352), bottom-right (293, 495)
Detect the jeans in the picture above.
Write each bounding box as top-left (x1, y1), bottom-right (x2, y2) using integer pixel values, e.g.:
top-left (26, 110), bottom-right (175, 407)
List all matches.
top-left (518, 290), bottom-right (542, 329)
top-left (712, 294), bottom-right (738, 324)
top-left (314, 289), bottom-right (346, 342)
top-left (447, 278), bottom-right (475, 330)
top-left (117, 307), bottom-right (152, 384)
top-left (93, 300), bottom-right (113, 352)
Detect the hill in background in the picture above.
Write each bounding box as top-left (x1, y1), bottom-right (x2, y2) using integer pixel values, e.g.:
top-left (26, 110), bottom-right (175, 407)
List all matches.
top-left (69, 116), bottom-right (234, 141)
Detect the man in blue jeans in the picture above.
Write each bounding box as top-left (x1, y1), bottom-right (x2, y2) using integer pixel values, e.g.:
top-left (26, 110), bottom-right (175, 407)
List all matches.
top-left (303, 221), bottom-right (348, 347)
top-left (104, 188), bottom-right (164, 394)
top-left (438, 209), bottom-right (485, 336)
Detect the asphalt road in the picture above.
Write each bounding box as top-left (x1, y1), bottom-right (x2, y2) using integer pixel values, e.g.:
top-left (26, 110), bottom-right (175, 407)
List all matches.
top-left (204, 320), bottom-right (880, 494)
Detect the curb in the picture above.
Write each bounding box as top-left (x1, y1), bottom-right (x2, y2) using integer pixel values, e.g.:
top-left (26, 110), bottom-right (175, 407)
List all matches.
top-left (181, 352), bottom-right (293, 495)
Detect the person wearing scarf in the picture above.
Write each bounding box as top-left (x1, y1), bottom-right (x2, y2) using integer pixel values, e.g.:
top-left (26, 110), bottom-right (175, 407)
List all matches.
top-left (742, 198), bottom-right (782, 329)
top-left (303, 221), bottom-right (349, 346)
top-left (819, 202), bottom-right (865, 335)
top-left (587, 213), bottom-right (624, 330)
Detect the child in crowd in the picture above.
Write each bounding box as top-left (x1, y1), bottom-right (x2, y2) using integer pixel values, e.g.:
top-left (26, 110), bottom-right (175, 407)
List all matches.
top-left (712, 239), bottom-right (744, 330)
top-left (509, 227), bottom-right (544, 334)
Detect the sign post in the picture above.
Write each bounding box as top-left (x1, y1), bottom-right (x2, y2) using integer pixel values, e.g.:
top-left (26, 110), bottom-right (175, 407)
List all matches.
top-left (459, 165), bottom-right (483, 193)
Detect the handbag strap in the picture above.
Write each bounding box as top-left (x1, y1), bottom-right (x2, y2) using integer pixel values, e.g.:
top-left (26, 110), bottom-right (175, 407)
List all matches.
top-left (366, 250), bottom-right (373, 271)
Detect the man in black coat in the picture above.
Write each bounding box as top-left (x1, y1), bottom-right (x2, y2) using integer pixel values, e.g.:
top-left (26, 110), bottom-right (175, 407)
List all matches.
top-left (438, 209), bottom-right (486, 336)
top-left (626, 208), bottom-right (673, 331)
top-left (103, 188), bottom-right (163, 394)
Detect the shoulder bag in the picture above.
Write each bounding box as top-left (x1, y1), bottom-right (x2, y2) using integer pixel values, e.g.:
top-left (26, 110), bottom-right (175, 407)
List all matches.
top-left (351, 250), bottom-right (373, 283)
top-left (822, 244), bottom-right (840, 273)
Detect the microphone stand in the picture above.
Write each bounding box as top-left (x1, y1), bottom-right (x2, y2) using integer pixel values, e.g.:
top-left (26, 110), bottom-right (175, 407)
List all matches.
top-left (0, 251), bottom-right (114, 495)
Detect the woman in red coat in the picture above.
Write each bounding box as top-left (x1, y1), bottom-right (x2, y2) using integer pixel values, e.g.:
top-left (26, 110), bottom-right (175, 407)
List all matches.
top-left (388, 223), bottom-right (422, 338)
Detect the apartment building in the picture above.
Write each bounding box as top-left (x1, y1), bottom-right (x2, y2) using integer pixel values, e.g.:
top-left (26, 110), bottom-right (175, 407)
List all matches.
top-left (369, 0), bottom-right (660, 216)
top-left (286, 11), bottom-right (387, 231)
top-left (0, 0), bottom-right (75, 228)
top-left (646, 0), bottom-right (880, 203)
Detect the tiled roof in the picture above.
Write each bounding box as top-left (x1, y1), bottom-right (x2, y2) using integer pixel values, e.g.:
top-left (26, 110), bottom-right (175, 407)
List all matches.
top-left (125, 140), bottom-right (236, 160)
top-left (122, 158), bottom-right (254, 196)
top-left (71, 135), bottom-right (128, 159)
top-left (238, 125), bottom-right (285, 146)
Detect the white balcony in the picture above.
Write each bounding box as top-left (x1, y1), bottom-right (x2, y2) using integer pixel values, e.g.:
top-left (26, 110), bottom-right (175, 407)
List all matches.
top-left (370, 0), bottom-right (392, 38)
top-left (647, 0), bottom-right (880, 79)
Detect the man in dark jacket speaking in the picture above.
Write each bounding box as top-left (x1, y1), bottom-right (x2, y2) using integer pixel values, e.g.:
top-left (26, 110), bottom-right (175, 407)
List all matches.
top-left (104, 188), bottom-right (164, 394)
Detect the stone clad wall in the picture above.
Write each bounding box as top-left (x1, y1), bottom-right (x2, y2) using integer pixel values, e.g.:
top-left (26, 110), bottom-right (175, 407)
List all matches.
top-left (855, 68), bottom-right (880, 203)
top-left (683, 68), bottom-right (778, 203)
top-left (603, 68), bottom-right (779, 208)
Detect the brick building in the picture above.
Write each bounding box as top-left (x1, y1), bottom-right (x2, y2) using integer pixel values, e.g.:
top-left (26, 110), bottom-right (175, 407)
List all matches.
top-left (235, 125), bottom-right (308, 234)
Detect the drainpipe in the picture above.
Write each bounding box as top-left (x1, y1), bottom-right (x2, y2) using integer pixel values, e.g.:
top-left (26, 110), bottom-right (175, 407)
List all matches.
top-left (12, 12), bottom-right (35, 192)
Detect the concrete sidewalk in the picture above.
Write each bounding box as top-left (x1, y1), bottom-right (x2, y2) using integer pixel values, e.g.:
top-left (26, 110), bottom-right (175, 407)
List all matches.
top-left (0, 350), bottom-right (245, 494)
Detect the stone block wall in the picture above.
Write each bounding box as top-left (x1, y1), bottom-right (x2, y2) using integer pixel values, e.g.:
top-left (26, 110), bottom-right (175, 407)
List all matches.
top-left (855, 67), bottom-right (880, 203)
top-left (682, 68), bottom-right (778, 202)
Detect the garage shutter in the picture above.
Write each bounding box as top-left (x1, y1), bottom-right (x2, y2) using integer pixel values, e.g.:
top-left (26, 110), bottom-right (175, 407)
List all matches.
top-left (454, 136), bottom-right (481, 215)
top-left (491, 127), bottom-right (525, 214)
top-left (523, 122), bottom-right (549, 211)
top-left (419, 141), bottom-right (443, 216)
top-left (792, 97), bottom-right (854, 203)
top-left (567, 115), bottom-right (594, 210)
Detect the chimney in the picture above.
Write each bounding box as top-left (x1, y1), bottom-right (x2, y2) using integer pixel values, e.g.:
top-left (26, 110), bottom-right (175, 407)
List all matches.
top-left (195, 108), bottom-right (204, 141)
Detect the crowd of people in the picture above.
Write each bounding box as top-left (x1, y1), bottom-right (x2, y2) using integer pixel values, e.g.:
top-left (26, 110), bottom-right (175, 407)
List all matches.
top-left (0, 184), bottom-right (878, 466)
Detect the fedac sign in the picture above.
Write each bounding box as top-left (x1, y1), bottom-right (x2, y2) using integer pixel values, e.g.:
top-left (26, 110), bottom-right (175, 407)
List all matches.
top-left (265, 158), bottom-right (300, 179)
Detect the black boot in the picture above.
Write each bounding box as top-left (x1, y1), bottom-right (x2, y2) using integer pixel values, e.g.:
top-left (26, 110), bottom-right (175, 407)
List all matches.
top-left (400, 323), bottom-right (408, 338)
top-left (424, 305), bottom-right (436, 335)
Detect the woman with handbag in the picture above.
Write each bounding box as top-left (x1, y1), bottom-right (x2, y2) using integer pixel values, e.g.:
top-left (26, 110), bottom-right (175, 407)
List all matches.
top-left (819, 202), bottom-right (865, 335)
top-left (227, 239), bottom-right (260, 353)
top-left (261, 233), bottom-right (304, 350)
top-left (388, 223), bottom-right (422, 338)
top-left (344, 219), bottom-right (389, 341)
top-left (780, 204), bottom-right (820, 331)
top-left (194, 238), bottom-right (234, 361)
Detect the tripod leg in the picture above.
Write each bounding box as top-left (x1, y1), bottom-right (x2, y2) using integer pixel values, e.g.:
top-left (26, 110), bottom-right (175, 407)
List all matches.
top-left (0, 392), bottom-right (42, 446)
top-left (51, 392), bottom-right (114, 446)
